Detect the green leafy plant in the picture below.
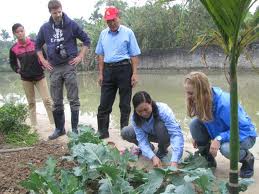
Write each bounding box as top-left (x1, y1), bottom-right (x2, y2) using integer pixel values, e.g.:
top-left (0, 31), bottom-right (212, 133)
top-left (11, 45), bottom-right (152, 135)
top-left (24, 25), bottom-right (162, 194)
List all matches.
top-left (22, 127), bottom-right (253, 193)
top-left (67, 125), bottom-right (102, 149)
top-left (0, 101), bottom-right (38, 146)
top-left (0, 102), bottom-right (28, 132)
top-left (21, 157), bottom-right (86, 194)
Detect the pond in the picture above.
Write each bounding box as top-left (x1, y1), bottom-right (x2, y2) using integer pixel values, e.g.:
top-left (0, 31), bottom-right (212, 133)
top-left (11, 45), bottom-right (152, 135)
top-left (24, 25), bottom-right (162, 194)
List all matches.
top-left (0, 70), bottom-right (258, 136)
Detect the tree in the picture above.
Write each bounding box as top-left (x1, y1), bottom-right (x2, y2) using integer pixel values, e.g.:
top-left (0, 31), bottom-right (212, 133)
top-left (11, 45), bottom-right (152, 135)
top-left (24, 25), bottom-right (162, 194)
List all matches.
top-left (0, 29), bottom-right (10, 41)
top-left (28, 32), bottom-right (37, 40)
top-left (190, 0), bottom-right (258, 193)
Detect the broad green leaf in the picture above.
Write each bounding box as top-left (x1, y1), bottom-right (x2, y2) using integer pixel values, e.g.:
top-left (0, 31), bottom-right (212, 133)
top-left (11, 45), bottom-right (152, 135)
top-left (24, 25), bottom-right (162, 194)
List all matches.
top-left (60, 170), bottom-right (82, 194)
top-left (71, 143), bottom-right (109, 166)
top-left (160, 184), bottom-right (176, 194)
top-left (174, 182), bottom-right (196, 194)
top-left (137, 168), bottom-right (165, 194)
top-left (98, 178), bottom-right (113, 194)
top-left (97, 164), bottom-right (120, 180)
top-left (239, 178), bottom-right (255, 192)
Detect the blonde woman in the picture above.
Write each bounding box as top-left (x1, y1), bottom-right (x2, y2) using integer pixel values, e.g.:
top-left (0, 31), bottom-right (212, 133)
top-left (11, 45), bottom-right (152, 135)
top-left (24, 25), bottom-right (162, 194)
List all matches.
top-left (184, 71), bottom-right (257, 178)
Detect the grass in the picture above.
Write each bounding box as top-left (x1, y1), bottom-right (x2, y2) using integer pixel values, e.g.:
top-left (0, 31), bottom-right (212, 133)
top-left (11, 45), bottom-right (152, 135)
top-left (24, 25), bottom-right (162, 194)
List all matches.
top-left (4, 124), bottom-right (39, 146)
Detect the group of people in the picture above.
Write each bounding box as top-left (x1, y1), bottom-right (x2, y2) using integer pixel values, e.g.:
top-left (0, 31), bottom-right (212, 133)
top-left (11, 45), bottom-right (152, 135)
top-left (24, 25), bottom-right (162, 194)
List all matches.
top-left (9, 0), bottom-right (256, 179)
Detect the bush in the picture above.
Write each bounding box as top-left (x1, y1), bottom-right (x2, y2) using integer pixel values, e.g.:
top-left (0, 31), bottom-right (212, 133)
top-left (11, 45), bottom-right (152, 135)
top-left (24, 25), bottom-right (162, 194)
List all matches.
top-left (0, 102), bottom-right (28, 132)
top-left (0, 102), bottom-right (39, 146)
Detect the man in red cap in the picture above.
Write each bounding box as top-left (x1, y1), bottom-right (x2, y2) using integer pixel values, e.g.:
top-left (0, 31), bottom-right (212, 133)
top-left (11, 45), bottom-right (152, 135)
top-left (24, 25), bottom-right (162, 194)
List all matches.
top-left (95, 6), bottom-right (141, 139)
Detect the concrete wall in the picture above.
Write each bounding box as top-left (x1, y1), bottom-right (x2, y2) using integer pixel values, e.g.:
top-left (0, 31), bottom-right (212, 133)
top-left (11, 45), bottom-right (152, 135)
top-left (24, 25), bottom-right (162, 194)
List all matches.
top-left (138, 47), bottom-right (259, 69)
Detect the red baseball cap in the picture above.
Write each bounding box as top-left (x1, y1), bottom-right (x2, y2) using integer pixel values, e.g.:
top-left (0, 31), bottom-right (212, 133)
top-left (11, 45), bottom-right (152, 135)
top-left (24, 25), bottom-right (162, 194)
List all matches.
top-left (104, 6), bottom-right (119, 21)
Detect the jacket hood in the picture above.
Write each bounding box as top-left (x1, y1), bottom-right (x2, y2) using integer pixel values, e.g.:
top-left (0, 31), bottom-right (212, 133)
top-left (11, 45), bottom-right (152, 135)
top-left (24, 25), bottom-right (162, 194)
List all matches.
top-left (49, 12), bottom-right (71, 28)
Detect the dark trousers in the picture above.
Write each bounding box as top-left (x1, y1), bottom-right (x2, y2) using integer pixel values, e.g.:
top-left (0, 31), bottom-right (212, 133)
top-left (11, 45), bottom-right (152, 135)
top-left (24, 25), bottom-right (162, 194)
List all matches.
top-left (190, 118), bottom-right (256, 161)
top-left (97, 62), bottom-right (132, 135)
top-left (121, 120), bottom-right (170, 151)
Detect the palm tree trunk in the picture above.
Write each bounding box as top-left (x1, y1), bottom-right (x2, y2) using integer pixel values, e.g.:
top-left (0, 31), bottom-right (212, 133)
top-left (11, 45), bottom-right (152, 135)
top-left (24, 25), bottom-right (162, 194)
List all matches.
top-left (229, 48), bottom-right (239, 194)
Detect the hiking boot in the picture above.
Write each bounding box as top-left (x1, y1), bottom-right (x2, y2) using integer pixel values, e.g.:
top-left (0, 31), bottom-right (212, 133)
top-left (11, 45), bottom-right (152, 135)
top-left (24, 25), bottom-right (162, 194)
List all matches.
top-left (156, 149), bottom-right (168, 159)
top-left (48, 129), bottom-right (66, 140)
top-left (240, 151), bottom-right (254, 178)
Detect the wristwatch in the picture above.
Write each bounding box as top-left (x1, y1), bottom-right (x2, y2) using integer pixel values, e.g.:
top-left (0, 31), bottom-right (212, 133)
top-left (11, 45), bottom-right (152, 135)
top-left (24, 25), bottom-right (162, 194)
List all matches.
top-left (215, 135), bottom-right (222, 142)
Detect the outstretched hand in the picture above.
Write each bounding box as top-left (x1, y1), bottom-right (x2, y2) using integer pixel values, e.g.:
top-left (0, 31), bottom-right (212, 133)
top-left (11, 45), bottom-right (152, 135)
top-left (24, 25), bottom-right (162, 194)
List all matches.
top-left (152, 156), bottom-right (162, 168)
top-left (209, 139), bottom-right (220, 157)
top-left (41, 59), bottom-right (53, 71)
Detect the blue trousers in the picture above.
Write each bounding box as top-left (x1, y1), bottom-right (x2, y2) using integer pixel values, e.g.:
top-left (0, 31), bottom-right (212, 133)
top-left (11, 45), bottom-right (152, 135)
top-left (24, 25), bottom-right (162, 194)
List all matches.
top-left (190, 118), bottom-right (256, 161)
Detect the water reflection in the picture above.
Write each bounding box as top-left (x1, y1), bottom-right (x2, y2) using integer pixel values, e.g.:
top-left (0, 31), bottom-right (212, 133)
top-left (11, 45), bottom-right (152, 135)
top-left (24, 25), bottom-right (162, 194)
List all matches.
top-left (1, 70), bottom-right (258, 134)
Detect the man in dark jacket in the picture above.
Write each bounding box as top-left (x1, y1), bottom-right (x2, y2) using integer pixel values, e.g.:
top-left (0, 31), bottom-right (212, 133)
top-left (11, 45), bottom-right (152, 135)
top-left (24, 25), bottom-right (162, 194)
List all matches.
top-left (36, 0), bottom-right (91, 140)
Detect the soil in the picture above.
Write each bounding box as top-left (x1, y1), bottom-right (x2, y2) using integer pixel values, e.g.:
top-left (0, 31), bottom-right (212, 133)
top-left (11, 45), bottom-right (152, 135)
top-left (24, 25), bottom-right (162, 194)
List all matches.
top-left (0, 140), bottom-right (69, 194)
top-left (0, 110), bottom-right (258, 194)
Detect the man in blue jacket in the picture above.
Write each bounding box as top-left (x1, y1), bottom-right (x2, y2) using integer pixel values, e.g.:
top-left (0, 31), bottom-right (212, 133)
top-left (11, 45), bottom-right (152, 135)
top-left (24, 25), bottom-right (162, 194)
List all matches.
top-left (36, 0), bottom-right (90, 140)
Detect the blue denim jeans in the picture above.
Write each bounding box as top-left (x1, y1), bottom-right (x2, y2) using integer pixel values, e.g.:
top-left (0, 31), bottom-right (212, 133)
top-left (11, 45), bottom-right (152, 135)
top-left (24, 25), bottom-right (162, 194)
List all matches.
top-left (189, 118), bottom-right (256, 161)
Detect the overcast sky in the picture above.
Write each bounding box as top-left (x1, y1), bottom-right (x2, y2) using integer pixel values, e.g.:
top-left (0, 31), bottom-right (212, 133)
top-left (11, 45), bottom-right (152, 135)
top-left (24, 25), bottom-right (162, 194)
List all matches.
top-left (0, 0), bottom-right (147, 36)
top-left (0, 0), bottom-right (258, 38)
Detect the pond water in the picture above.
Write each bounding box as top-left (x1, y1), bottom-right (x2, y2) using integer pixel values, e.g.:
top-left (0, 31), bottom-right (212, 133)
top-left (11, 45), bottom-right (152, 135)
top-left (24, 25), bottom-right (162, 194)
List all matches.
top-left (0, 70), bottom-right (258, 136)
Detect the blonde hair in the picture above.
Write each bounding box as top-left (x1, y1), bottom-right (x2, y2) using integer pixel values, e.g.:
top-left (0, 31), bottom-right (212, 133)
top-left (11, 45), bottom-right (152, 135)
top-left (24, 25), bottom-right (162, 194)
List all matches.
top-left (184, 71), bottom-right (213, 121)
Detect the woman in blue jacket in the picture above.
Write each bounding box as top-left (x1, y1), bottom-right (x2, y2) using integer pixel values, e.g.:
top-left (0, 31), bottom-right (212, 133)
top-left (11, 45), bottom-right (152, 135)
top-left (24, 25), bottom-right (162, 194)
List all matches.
top-left (121, 91), bottom-right (184, 168)
top-left (184, 71), bottom-right (257, 178)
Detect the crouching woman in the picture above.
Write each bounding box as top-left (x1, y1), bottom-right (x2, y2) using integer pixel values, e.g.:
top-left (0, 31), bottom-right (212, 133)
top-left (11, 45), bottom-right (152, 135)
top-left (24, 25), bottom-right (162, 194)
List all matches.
top-left (184, 71), bottom-right (257, 178)
top-left (121, 91), bottom-right (184, 168)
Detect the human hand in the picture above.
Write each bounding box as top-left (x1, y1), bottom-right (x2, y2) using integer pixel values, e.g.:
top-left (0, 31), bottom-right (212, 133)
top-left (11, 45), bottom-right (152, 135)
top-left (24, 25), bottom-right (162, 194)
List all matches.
top-left (131, 73), bottom-right (138, 87)
top-left (152, 156), bottom-right (162, 168)
top-left (41, 59), bottom-right (53, 71)
top-left (69, 55), bottom-right (83, 66)
top-left (98, 73), bottom-right (103, 87)
top-left (209, 139), bottom-right (220, 157)
top-left (170, 162), bottom-right (178, 168)
top-left (192, 139), bottom-right (198, 149)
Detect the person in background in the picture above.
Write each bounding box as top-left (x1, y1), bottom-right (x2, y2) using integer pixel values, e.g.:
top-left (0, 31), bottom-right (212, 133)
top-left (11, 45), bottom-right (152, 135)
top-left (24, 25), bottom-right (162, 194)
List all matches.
top-left (184, 71), bottom-right (257, 178)
top-left (9, 23), bottom-right (54, 131)
top-left (95, 6), bottom-right (141, 139)
top-left (36, 0), bottom-right (91, 139)
top-left (121, 91), bottom-right (184, 168)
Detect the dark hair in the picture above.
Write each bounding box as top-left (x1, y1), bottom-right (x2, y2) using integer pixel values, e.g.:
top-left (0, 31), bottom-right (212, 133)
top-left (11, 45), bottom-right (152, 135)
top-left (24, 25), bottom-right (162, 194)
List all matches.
top-left (48, 0), bottom-right (62, 12)
top-left (132, 91), bottom-right (159, 127)
top-left (12, 23), bottom-right (23, 33)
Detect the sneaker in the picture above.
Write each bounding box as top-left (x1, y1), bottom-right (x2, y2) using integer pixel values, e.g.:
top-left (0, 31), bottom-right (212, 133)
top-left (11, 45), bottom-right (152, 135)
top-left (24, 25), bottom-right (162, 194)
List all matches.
top-left (240, 151), bottom-right (254, 178)
top-left (156, 149), bottom-right (168, 159)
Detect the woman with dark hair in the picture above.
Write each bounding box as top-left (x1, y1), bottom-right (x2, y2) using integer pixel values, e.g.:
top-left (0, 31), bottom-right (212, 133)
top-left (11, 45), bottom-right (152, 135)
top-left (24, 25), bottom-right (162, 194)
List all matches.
top-left (121, 91), bottom-right (184, 167)
top-left (184, 71), bottom-right (257, 178)
top-left (9, 23), bottom-right (54, 131)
